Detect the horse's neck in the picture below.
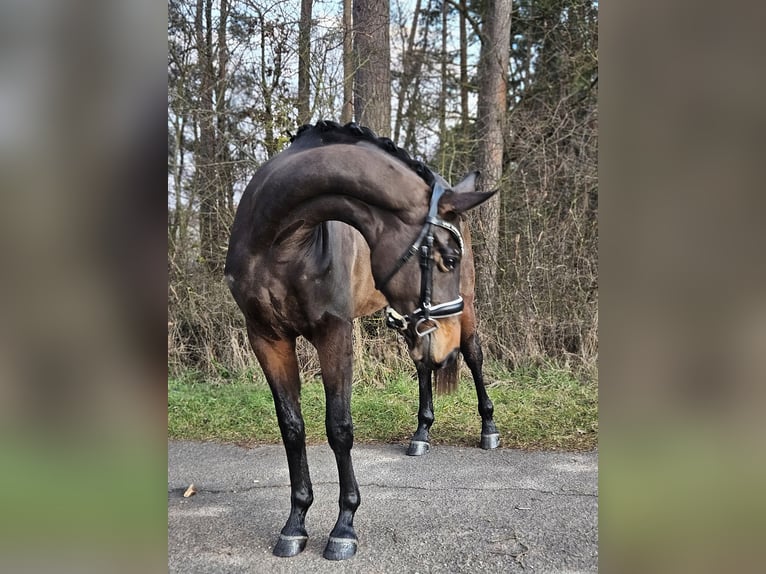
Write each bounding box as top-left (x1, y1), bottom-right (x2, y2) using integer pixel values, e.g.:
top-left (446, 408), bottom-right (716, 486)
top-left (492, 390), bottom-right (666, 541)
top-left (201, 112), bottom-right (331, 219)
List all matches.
top-left (249, 144), bottom-right (427, 249)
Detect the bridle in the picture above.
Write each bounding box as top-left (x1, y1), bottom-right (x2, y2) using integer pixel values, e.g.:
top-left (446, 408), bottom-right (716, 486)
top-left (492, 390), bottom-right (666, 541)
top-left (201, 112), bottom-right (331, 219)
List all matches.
top-left (378, 181), bottom-right (465, 338)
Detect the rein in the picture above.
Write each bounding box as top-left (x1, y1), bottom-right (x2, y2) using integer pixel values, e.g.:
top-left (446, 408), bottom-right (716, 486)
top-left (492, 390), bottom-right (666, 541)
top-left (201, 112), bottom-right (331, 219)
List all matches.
top-left (379, 182), bottom-right (465, 337)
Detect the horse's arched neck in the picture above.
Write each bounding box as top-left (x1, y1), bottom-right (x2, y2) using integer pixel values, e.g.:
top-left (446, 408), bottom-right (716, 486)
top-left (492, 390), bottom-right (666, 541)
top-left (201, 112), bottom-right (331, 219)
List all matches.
top-left (249, 144), bottom-right (428, 255)
top-left (270, 195), bottom-right (389, 248)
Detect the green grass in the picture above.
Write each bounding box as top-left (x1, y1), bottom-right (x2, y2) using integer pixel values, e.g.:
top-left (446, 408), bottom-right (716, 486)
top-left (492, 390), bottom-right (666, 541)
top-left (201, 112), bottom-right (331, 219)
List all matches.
top-left (168, 363), bottom-right (597, 451)
top-left (0, 434), bottom-right (166, 553)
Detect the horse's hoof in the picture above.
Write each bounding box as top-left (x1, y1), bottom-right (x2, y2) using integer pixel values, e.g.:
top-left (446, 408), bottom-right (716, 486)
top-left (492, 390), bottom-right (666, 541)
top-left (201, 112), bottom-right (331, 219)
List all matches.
top-left (323, 536), bottom-right (358, 560)
top-left (480, 433), bottom-right (500, 449)
top-left (407, 440), bottom-right (430, 456)
top-left (273, 534), bottom-right (308, 557)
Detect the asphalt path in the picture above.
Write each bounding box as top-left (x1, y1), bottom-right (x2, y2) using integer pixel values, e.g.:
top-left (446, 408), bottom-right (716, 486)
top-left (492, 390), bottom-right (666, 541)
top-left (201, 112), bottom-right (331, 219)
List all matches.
top-left (168, 441), bottom-right (598, 573)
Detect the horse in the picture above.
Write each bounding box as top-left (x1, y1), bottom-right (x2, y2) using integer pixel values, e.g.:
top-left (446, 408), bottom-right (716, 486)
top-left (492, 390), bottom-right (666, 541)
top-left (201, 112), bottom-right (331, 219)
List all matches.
top-left (224, 120), bottom-right (500, 561)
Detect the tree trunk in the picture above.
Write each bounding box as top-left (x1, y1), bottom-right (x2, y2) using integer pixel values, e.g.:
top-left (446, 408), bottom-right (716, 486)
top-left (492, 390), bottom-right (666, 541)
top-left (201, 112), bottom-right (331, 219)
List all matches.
top-left (297, 0), bottom-right (313, 124)
top-left (216, 0), bottom-right (233, 238)
top-left (341, 0), bottom-right (354, 123)
top-left (458, 0), bottom-right (469, 128)
top-left (471, 0), bottom-right (512, 315)
top-left (260, 13), bottom-right (278, 157)
top-left (194, 0), bottom-right (224, 273)
top-left (403, 0), bottom-right (433, 155)
top-left (438, 0), bottom-right (448, 169)
top-left (393, 0), bottom-right (422, 145)
top-left (353, 0), bottom-right (390, 136)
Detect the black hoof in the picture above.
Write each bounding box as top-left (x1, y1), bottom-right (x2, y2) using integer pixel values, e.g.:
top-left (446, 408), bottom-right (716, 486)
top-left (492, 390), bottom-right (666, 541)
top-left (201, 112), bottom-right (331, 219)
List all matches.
top-left (323, 536), bottom-right (358, 560)
top-left (407, 440), bottom-right (430, 456)
top-left (273, 534), bottom-right (308, 557)
top-left (480, 433), bottom-right (500, 449)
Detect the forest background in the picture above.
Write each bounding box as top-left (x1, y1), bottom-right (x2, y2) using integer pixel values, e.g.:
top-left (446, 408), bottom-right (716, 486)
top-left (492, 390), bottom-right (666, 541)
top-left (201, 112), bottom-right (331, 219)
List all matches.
top-left (167, 0), bottom-right (598, 384)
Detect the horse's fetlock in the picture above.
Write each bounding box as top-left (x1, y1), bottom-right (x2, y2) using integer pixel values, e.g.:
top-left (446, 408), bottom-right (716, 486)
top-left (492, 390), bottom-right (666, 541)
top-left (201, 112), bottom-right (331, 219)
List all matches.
top-left (293, 486), bottom-right (314, 509)
top-left (343, 490), bottom-right (360, 512)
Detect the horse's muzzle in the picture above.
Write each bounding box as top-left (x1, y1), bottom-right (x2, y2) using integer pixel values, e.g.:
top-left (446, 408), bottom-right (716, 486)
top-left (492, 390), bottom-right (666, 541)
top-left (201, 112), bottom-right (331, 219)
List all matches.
top-left (405, 315), bottom-right (461, 367)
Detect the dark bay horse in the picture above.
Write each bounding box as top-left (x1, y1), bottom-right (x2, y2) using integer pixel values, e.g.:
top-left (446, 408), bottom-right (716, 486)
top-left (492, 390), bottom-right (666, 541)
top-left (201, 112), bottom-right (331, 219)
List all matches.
top-left (224, 120), bottom-right (499, 560)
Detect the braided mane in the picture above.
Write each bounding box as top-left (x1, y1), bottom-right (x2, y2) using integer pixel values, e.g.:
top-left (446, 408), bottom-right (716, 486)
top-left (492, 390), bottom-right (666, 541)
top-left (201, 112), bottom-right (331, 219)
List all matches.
top-left (289, 120), bottom-right (436, 187)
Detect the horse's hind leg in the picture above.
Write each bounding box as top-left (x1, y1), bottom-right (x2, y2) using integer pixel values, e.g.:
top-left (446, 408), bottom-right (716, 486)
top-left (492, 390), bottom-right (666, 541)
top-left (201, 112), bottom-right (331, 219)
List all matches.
top-left (248, 330), bottom-right (313, 557)
top-left (312, 316), bottom-right (360, 560)
top-left (460, 301), bottom-right (500, 449)
top-left (407, 361), bottom-right (434, 456)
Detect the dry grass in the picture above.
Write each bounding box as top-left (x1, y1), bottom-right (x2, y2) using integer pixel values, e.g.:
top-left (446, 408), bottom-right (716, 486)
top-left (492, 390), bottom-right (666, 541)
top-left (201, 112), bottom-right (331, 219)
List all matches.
top-left (168, 87), bottom-right (598, 382)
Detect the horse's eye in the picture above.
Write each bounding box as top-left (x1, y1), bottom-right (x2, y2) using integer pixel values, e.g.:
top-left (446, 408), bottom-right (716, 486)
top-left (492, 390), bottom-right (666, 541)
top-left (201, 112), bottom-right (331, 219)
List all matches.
top-left (443, 256), bottom-right (458, 270)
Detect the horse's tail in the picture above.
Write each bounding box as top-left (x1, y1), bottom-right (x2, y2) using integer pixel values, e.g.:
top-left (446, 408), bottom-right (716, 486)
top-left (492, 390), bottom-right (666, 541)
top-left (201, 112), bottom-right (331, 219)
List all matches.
top-left (434, 357), bottom-right (460, 395)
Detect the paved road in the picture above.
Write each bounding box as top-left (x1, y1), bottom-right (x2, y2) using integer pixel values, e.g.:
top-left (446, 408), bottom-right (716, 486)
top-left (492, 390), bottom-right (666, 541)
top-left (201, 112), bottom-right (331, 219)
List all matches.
top-left (169, 441), bottom-right (598, 573)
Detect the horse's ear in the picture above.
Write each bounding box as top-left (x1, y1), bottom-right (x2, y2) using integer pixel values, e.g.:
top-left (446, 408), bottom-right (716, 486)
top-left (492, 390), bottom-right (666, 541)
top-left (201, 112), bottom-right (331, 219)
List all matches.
top-left (438, 188), bottom-right (497, 216)
top-left (452, 170), bottom-right (479, 194)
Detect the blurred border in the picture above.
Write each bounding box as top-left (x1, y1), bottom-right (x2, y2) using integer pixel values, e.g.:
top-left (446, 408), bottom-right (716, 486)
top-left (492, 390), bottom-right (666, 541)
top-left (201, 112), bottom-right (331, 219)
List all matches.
top-left (0, 1), bottom-right (168, 572)
top-left (601, 1), bottom-right (766, 572)
top-left (2, 0), bottom-right (765, 572)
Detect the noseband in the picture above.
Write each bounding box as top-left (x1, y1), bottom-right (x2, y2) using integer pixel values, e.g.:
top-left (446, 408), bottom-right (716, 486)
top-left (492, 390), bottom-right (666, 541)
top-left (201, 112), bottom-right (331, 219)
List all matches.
top-left (379, 182), bottom-right (465, 337)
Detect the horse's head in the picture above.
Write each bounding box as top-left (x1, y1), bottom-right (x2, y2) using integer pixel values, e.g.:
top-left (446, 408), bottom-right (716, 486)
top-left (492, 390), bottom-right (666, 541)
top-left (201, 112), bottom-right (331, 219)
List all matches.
top-left (374, 171), bottom-right (496, 369)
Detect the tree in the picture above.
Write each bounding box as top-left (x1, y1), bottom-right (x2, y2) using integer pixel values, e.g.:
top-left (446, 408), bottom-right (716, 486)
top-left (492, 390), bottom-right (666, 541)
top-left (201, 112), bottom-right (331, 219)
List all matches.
top-left (458, 0), bottom-right (469, 128)
top-left (297, 0), bottom-right (313, 124)
top-left (341, 0), bottom-right (354, 123)
top-left (168, 0), bottom-right (196, 253)
top-left (194, 0), bottom-right (233, 274)
top-left (392, 0), bottom-right (423, 145)
top-left (353, 0), bottom-right (391, 135)
top-left (168, 0), bottom-right (599, 375)
top-left (438, 0), bottom-right (448, 158)
top-left (471, 0), bottom-right (511, 314)
top-left (401, 0), bottom-right (435, 155)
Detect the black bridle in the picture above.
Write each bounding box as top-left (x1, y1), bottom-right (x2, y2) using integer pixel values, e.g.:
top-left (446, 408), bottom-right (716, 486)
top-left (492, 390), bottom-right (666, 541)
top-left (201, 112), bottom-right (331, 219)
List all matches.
top-left (379, 182), bottom-right (465, 337)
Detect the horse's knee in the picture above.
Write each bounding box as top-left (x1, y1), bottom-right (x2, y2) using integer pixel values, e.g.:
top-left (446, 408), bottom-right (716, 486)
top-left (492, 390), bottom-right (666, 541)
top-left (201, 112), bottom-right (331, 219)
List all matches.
top-left (461, 332), bottom-right (483, 365)
top-left (279, 413), bottom-right (306, 447)
top-left (326, 419), bottom-right (354, 452)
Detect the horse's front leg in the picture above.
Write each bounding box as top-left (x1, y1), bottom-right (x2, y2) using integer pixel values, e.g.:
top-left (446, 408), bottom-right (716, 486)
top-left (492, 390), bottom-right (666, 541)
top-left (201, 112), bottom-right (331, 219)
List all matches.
top-left (312, 317), bottom-right (360, 560)
top-left (249, 331), bottom-right (314, 557)
top-left (461, 328), bottom-right (500, 449)
top-left (407, 360), bottom-right (434, 455)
